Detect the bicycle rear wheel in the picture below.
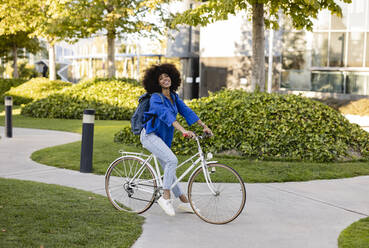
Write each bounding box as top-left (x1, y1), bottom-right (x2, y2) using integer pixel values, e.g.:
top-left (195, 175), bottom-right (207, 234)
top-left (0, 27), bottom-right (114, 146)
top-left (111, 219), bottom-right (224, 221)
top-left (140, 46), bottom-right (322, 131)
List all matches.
top-left (188, 163), bottom-right (246, 224)
top-left (105, 156), bottom-right (157, 214)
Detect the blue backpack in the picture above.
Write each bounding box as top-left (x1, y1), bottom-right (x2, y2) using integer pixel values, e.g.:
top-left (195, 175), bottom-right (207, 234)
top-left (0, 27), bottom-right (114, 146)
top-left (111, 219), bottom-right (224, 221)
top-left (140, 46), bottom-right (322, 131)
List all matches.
top-left (131, 93), bottom-right (164, 135)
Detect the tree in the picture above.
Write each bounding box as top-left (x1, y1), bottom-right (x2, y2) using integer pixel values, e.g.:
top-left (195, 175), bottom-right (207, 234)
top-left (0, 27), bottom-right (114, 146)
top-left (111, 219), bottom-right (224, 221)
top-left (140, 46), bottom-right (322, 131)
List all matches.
top-left (173, 0), bottom-right (352, 92)
top-left (0, 31), bottom-right (42, 78)
top-left (0, 0), bottom-right (84, 80)
top-left (75, 0), bottom-right (171, 78)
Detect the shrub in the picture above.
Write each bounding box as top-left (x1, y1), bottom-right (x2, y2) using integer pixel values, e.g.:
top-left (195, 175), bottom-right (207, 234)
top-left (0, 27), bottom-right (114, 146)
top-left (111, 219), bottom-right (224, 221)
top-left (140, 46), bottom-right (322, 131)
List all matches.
top-left (0, 78), bottom-right (27, 98)
top-left (18, 63), bottom-right (40, 79)
top-left (114, 90), bottom-right (369, 162)
top-left (5, 77), bottom-right (72, 104)
top-left (21, 78), bottom-right (145, 120)
top-left (3, 61), bottom-right (41, 79)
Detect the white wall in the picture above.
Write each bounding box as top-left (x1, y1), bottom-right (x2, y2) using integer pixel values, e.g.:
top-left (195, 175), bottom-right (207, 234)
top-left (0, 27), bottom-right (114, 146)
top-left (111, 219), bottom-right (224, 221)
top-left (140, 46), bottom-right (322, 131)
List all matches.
top-left (200, 12), bottom-right (251, 57)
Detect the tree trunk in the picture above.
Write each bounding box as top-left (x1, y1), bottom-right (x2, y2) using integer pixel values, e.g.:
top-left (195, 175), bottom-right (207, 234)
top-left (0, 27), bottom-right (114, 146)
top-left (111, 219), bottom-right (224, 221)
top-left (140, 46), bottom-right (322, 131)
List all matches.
top-left (107, 30), bottom-right (116, 78)
top-left (251, 3), bottom-right (265, 92)
top-left (48, 42), bottom-right (56, 80)
top-left (12, 45), bottom-right (19, 78)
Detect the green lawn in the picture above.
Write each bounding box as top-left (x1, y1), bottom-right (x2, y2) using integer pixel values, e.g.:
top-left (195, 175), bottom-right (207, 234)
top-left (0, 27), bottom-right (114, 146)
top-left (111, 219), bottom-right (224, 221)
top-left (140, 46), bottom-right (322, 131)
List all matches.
top-left (1, 105), bottom-right (369, 183)
top-left (0, 178), bottom-right (143, 247)
top-left (338, 217), bottom-right (369, 248)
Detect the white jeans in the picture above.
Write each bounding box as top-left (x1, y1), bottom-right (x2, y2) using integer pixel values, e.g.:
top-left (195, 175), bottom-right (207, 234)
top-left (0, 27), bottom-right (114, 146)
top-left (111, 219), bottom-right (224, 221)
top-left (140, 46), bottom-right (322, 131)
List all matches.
top-left (140, 128), bottom-right (183, 198)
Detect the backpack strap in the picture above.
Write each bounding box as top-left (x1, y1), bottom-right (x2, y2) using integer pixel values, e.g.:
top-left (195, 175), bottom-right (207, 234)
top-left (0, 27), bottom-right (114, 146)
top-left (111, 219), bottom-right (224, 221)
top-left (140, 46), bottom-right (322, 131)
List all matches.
top-left (138, 92), bottom-right (151, 103)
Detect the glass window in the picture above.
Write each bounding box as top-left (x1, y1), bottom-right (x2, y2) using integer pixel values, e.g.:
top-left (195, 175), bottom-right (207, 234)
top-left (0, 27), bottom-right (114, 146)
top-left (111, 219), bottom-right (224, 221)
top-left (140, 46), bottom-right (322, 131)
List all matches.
top-left (346, 73), bottom-right (369, 95)
top-left (312, 33), bottom-right (328, 67)
top-left (329, 32), bottom-right (345, 67)
top-left (311, 71), bottom-right (344, 93)
top-left (367, 4), bottom-right (369, 30)
top-left (331, 4), bottom-right (348, 30)
top-left (282, 31), bottom-right (306, 70)
top-left (366, 33), bottom-right (369, 67)
top-left (347, 32), bottom-right (364, 67)
top-left (314, 10), bottom-right (330, 30)
top-left (280, 70), bottom-right (311, 90)
top-left (348, 0), bottom-right (366, 30)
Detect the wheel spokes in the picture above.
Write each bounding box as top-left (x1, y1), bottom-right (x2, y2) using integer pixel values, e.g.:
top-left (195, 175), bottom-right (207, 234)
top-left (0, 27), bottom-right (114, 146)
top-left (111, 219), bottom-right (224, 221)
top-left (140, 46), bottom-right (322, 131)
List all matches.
top-left (189, 164), bottom-right (246, 224)
top-left (106, 157), bottom-right (157, 214)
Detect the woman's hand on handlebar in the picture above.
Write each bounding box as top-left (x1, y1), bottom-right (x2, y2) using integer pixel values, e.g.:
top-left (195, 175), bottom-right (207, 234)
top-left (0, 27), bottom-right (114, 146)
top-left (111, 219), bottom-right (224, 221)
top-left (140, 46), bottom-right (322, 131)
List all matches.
top-left (203, 126), bottom-right (213, 137)
top-left (183, 130), bottom-right (196, 139)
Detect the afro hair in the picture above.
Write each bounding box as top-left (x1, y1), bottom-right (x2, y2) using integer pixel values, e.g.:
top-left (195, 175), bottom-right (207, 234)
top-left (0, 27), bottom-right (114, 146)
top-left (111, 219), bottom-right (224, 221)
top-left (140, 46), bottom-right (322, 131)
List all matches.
top-left (142, 63), bottom-right (181, 93)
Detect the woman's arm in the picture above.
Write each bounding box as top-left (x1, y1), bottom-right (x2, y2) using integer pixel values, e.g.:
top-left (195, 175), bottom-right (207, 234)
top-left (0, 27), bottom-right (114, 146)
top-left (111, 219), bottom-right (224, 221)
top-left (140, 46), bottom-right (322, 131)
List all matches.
top-left (196, 120), bottom-right (213, 136)
top-left (172, 119), bottom-right (213, 139)
top-left (172, 120), bottom-right (196, 138)
top-left (174, 95), bottom-right (213, 137)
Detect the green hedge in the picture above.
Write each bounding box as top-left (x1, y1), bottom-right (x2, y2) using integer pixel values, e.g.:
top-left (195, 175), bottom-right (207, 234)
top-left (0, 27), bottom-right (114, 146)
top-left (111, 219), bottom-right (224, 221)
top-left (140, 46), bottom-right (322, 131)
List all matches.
top-left (0, 78), bottom-right (27, 98)
top-left (21, 78), bottom-right (145, 120)
top-left (114, 90), bottom-right (369, 162)
top-left (5, 77), bottom-right (72, 104)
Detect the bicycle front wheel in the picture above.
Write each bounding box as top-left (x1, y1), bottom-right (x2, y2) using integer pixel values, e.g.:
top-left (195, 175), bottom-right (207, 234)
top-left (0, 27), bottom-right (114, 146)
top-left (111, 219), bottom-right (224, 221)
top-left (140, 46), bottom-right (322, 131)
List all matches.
top-left (105, 156), bottom-right (157, 214)
top-left (188, 163), bottom-right (246, 224)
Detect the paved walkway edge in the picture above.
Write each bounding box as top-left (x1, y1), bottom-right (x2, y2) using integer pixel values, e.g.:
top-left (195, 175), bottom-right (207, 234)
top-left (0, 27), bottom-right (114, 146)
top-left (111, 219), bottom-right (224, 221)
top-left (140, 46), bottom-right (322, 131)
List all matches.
top-left (1, 127), bottom-right (369, 248)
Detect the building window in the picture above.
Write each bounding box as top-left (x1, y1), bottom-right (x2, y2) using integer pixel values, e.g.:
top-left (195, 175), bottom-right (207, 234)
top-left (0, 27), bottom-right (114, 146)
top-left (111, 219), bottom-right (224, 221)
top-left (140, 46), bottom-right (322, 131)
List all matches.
top-left (312, 32), bottom-right (328, 67)
top-left (281, 0), bottom-right (369, 95)
top-left (315, 10), bottom-right (331, 30)
top-left (365, 32), bottom-right (369, 67)
top-left (348, 0), bottom-right (367, 30)
top-left (331, 4), bottom-right (348, 30)
top-left (347, 32), bottom-right (365, 67)
top-left (311, 71), bottom-right (344, 93)
top-left (311, 0), bottom-right (369, 69)
top-left (281, 31), bottom-right (306, 70)
top-left (346, 73), bottom-right (369, 94)
top-left (329, 32), bottom-right (345, 67)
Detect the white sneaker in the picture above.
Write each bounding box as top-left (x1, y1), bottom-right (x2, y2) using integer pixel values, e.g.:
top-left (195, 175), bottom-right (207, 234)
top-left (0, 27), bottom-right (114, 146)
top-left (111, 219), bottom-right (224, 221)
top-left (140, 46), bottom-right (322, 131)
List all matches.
top-left (177, 202), bottom-right (199, 214)
top-left (157, 197), bottom-right (175, 216)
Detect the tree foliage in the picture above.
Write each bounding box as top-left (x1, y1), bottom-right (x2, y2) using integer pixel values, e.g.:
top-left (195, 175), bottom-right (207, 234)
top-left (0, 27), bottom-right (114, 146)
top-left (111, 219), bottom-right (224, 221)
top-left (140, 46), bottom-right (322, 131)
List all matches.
top-left (173, 0), bottom-right (351, 30)
top-left (0, 31), bottom-right (42, 78)
top-left (0, 32), bottom-right (41, 58)
top-left (75, 0), bottom-right (170, 36)
top-left (73, 0), bottom-right (172, 77)
top-left (0, 0), bottom-right (77, 43)
top-left (0, 0), bottom-right (172, 79)
top-left (0, 0), bottom-right (86, 80)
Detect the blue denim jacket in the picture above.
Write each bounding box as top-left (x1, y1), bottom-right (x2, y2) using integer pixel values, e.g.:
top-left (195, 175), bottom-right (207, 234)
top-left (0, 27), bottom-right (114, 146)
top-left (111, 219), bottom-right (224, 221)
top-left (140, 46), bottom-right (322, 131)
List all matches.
top-left (143, 92), bottom-right (199, 148)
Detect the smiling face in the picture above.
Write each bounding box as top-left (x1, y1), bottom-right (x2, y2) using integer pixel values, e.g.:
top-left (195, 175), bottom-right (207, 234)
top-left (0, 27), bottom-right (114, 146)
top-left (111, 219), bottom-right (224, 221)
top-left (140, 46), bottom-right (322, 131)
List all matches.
top-left (158, 73), bottom-right (171, 89)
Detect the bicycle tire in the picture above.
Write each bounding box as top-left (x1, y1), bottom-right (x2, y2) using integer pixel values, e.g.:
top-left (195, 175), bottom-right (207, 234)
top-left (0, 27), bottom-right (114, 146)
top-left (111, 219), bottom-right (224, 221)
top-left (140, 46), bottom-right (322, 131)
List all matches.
top-left (105, 156), bottom-right (157, 214)
top-left (188, 163), bottom-right (246, 224)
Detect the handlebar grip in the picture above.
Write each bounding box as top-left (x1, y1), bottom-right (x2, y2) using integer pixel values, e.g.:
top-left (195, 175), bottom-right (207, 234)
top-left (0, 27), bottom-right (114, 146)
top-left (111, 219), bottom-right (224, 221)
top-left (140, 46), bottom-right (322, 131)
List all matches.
top-left (202, 132), bottom-right (213, 139)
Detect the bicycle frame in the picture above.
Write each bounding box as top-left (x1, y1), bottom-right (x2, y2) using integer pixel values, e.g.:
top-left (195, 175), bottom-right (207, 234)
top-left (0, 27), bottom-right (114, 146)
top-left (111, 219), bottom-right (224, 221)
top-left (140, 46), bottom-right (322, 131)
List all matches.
top-left (121, 135), bottom-right (219, 196)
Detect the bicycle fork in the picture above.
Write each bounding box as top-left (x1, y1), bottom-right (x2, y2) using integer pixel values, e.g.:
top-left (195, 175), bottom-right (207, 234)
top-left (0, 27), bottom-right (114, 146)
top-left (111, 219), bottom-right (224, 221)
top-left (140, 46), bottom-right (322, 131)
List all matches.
top-left (201, 162), bottom-right (219, 196)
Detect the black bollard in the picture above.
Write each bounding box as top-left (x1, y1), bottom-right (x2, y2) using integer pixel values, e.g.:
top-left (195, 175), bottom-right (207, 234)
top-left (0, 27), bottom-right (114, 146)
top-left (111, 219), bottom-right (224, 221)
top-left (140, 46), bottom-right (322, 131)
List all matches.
top-left (80, 109), bottom-right (95, 173)
top-left (4, 96), bottom-right (12, 138)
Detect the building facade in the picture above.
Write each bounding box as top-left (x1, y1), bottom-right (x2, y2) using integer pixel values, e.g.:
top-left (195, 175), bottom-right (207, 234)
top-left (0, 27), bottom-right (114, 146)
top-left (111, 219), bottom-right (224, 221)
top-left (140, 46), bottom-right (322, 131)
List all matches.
top-left (198, 0), bottom-right (369, 99)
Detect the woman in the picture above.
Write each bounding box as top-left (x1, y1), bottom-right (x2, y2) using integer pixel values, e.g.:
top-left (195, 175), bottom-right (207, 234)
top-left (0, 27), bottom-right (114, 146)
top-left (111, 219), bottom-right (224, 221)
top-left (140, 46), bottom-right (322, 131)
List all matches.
top-left (140, 63), bottom-right (213, 216)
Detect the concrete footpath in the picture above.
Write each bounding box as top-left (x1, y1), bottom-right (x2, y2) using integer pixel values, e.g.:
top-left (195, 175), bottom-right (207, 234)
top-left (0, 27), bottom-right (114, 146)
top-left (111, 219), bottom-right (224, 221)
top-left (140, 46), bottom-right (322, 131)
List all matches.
top-left (0, 127), bottom-right (369, 248)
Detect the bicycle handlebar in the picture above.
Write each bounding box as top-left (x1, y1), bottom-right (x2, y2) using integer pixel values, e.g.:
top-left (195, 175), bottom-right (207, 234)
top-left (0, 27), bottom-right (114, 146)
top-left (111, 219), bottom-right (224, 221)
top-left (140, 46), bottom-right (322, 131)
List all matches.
top-left (183, 132), bottom-right (213, 140)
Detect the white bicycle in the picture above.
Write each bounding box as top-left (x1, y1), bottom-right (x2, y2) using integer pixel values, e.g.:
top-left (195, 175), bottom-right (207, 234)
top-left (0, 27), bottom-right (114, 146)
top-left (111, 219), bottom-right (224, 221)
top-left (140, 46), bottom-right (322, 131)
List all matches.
top-left (105, 133), bottom-right (246, 224)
